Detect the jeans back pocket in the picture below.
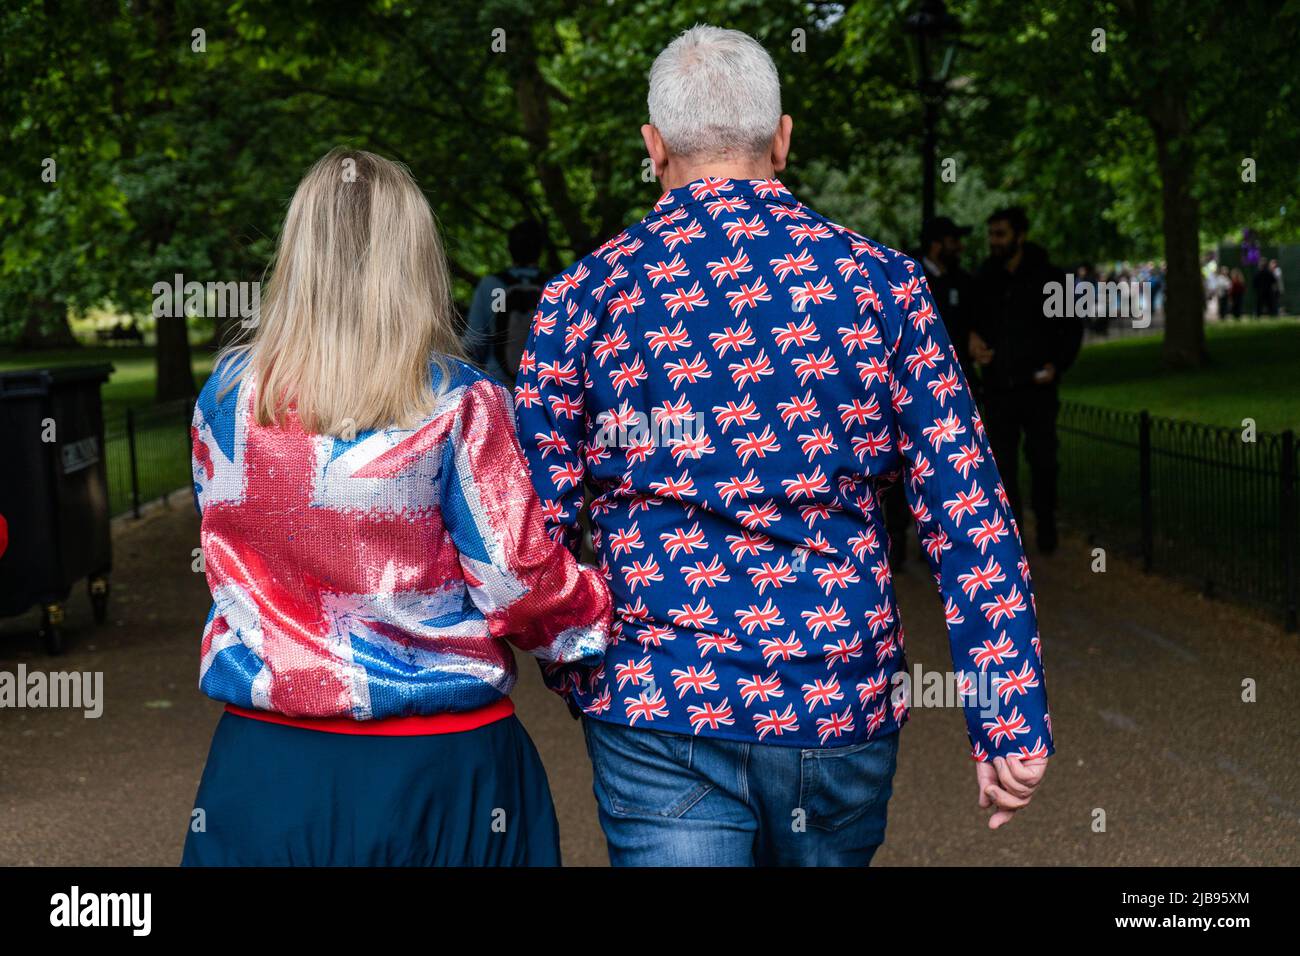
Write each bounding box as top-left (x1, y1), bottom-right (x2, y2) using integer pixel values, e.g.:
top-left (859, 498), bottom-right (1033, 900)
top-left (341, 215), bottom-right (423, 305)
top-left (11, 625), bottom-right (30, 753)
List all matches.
top-left (798, 732), bottom-right (900, 832)
top-left (582, 717), bottom-right (711, 818)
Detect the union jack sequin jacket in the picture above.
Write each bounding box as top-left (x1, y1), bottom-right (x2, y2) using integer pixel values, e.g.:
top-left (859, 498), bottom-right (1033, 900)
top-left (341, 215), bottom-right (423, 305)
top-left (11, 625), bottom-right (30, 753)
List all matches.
top-left (191, 355), bottom-right (612, 720)
top-left (516, 176), bottom-right (1054, 758)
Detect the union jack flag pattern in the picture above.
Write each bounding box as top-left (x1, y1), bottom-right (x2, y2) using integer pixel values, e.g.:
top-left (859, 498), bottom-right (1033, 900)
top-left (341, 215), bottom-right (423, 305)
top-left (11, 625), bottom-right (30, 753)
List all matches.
top-left (517, 176), bottom-right (1054, 759)
top-left (191, 355), bottom-right (612, 720)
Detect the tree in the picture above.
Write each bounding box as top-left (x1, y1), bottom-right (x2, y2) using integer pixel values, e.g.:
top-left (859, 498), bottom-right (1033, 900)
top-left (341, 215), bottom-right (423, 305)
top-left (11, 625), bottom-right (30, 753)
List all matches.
top-left (843, 0), bottom-right (1300, 369)
top-left (3, 0), bottom-right (864, 388)
top-left (9, 0), bottom-right (1293, 384)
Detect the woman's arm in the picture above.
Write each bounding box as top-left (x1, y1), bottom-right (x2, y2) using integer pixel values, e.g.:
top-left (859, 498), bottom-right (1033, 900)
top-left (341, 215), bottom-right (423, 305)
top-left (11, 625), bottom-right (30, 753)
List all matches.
top-left (440, 376), bottom-right (612, 664)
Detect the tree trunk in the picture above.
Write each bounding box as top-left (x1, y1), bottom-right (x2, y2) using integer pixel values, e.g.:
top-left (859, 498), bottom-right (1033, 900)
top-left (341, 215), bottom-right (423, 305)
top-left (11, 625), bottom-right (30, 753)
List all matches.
top-left (1134, 25), bottom-right (1207, 371)
top-left (18, 299), bottom-right (78, 349)
top-left (149, 0), bottom-right (193, 402)
top-left (512, 29), bottom-right (592, 254)
top-left (155, 315), bottom-right (195, 401)
top-left (1154, 124), bottom-right (1206, 369)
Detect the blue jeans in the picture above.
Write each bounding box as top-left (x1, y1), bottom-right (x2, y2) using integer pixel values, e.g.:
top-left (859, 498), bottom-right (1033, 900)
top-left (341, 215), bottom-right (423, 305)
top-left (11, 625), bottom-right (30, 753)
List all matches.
top-left (582, 717), bottom-right (899, 866)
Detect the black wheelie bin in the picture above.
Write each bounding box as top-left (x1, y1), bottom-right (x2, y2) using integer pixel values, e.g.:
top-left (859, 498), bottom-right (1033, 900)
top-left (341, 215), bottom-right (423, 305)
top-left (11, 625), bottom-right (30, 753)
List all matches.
top-left (0, 363), bottom-right (114, 653)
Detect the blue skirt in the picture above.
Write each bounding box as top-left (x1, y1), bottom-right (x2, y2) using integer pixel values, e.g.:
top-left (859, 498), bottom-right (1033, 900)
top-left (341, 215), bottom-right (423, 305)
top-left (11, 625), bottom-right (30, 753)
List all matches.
top-left (181, 711), bottom-right (561, 866)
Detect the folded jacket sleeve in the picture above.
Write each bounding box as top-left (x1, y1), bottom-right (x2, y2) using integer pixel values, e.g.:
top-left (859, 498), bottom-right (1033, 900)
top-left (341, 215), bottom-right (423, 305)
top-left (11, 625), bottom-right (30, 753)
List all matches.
top-left (440, 377), bottom-right (612, 665)
top-left (878, 249), bottom-right (1055, 762)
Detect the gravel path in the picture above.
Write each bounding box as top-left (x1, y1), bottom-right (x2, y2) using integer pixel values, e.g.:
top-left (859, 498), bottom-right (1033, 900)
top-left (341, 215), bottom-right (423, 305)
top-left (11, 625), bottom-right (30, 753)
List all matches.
top-left (1, 503), bottom-right (1296, 865)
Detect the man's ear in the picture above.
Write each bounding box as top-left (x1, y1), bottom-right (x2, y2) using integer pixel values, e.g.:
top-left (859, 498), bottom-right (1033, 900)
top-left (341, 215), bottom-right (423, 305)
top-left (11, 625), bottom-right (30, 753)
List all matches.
top-left (641, 124), bottom-right (669, 179)
top-left (770, 114), bottom-right (793, 172)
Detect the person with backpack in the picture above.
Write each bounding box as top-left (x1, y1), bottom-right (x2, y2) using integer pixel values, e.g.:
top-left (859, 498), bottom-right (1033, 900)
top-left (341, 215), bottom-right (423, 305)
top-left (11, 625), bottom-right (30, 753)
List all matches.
top-left (464, 220), bottom-right (546, 386)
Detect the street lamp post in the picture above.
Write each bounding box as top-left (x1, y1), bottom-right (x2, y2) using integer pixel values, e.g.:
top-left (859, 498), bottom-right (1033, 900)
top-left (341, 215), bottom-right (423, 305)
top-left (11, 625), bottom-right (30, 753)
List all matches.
top-left (904, 0), bottom-right (962, 239)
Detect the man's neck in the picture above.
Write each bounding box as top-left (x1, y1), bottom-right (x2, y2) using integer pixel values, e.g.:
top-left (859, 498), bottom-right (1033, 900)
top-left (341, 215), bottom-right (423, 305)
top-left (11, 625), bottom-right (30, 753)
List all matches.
top-left (659, 157), bottom-right (776, 192)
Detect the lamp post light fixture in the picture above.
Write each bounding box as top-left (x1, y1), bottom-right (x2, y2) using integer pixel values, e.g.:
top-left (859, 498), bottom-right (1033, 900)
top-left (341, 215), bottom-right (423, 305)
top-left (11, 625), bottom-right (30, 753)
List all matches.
top-left (904, 0), bottom-right (963, 238)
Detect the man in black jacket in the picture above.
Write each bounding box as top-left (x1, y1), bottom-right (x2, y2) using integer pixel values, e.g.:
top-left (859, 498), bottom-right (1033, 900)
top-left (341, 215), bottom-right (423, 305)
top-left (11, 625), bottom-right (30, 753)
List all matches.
top-left (1252, 261), bottom-right (1279, 317)
top-left (920, 216), bottom-right (980, 381)
top-left (887, 216), bottom-right (980, 569)
top-left (972, 207), bottom-right (1082, 554)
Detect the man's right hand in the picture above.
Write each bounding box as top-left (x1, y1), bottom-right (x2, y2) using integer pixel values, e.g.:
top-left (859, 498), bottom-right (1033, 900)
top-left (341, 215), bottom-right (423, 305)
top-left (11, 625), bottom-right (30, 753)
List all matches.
top-left (976, 755), bottom-right (1049, 830)
top-left (968, 331), bottom-right (994, 366)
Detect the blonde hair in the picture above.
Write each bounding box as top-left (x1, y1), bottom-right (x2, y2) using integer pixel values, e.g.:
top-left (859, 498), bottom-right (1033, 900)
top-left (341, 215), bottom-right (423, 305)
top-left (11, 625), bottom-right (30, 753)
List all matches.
top-left (219, 147), bottom-right (462, 435)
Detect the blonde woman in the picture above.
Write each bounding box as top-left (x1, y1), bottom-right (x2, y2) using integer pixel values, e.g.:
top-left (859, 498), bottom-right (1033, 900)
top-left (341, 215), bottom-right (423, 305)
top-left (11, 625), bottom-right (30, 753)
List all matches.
top-left (181, 148), bottom-right (611, 866)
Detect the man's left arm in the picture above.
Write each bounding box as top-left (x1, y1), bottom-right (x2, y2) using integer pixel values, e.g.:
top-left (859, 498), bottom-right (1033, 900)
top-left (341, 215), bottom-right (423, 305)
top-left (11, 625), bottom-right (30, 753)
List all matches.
top-left (882, 253), bottom-right (1054, 824)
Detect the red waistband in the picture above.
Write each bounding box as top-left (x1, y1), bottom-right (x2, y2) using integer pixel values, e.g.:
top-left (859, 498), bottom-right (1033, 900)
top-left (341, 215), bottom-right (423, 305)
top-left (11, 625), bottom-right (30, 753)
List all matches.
top-left (222, 697), bottom-right (514, 736)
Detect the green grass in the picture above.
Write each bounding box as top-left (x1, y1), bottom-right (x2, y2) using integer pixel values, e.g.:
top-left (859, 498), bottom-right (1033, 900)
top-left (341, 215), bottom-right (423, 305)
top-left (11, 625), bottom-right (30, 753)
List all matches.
top-left (1, 345), bottom-right (217, 516)
top-left (1052, 318), bottom-right (1299, 619)
top-left (1062, 317), bottom-right (1300, 433)
top-left (0, 345), bottom-right (216, 418)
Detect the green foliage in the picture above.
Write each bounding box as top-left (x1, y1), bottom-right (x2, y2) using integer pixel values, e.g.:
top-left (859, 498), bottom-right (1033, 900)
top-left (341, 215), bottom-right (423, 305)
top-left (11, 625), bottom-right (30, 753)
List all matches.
top-left (837, 0), bottom-right (1300, 261)
top-left (1, 0), bottom-right (1296, 347)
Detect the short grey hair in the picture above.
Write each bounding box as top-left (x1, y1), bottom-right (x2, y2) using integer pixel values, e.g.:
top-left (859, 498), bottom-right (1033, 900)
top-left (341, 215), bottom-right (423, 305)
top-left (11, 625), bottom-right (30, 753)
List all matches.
top-left (647, 25), bottom-right (782, 160)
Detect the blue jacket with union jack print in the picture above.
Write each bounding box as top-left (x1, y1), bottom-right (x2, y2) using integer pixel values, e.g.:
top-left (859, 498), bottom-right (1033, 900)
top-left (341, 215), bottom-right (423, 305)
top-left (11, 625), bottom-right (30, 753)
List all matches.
top-left (516, 176), bottom-right (1053, 759)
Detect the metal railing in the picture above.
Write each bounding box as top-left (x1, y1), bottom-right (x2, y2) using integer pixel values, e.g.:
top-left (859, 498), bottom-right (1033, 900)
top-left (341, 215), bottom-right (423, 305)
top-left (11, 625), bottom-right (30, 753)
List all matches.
top-left (1057, 401), bottom-right (1298, 629)
top-left (97, 395), bottom-right (1299, 630)
top-left (104, 398), bottom-right (194, 518)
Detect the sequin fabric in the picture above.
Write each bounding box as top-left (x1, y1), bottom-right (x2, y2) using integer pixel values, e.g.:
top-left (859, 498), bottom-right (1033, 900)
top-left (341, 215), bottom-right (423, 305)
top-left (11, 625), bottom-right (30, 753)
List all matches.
top-left (190, 355), bottom-right (612, 720)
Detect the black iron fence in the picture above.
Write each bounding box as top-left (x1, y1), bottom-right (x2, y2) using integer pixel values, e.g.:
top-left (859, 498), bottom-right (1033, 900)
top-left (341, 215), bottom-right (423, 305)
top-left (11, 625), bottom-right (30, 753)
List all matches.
top-left (104, 398), bottom-right (195, 518)
top-left (99, 395), bottom-right (1300, 629)
top-left (1057, 401), bottom-right (1298, 629)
